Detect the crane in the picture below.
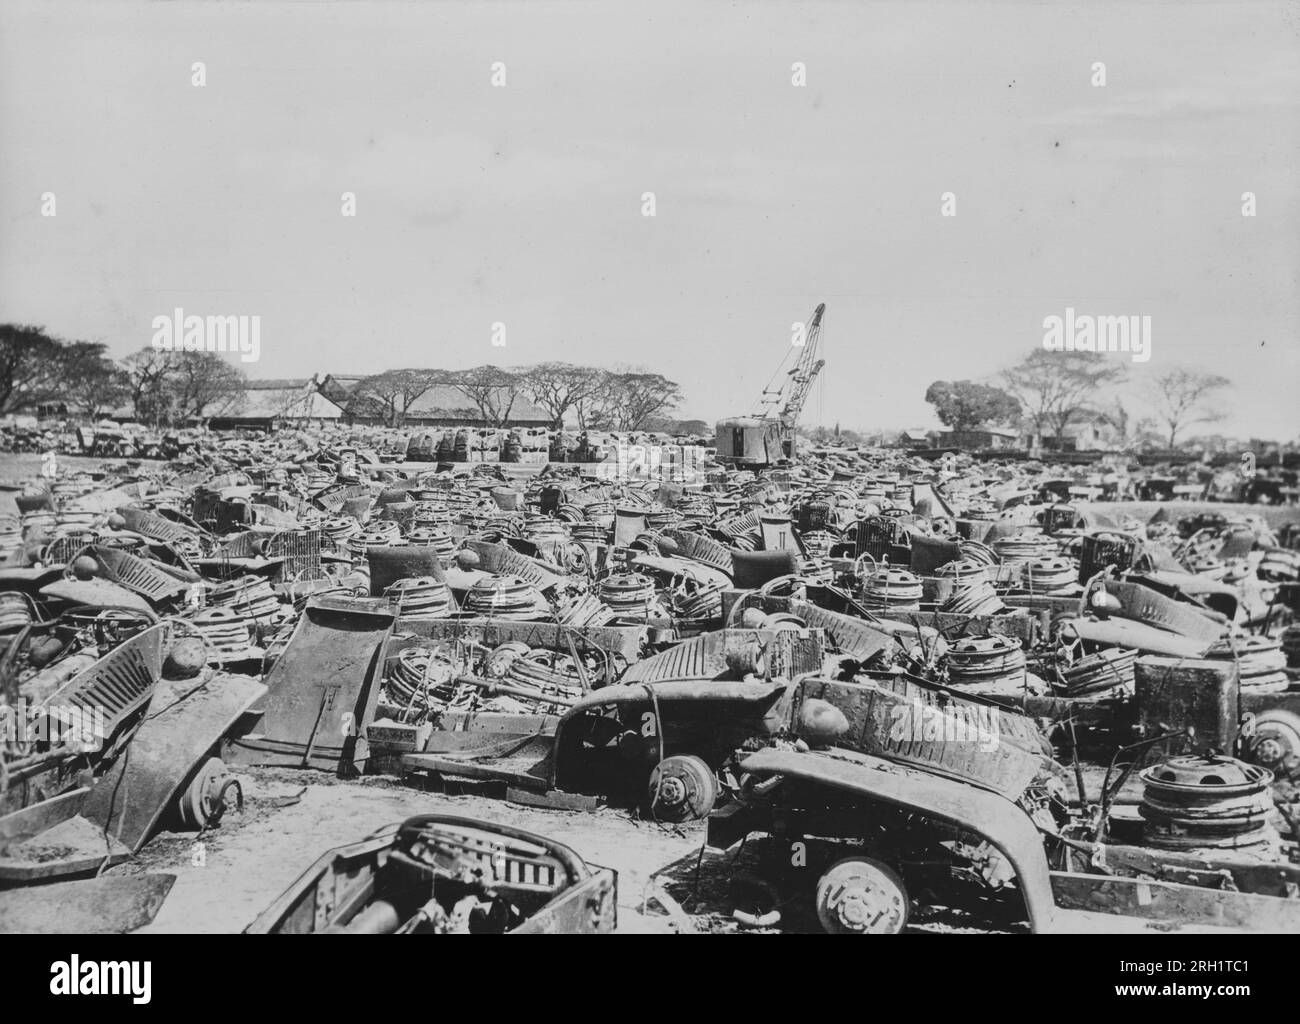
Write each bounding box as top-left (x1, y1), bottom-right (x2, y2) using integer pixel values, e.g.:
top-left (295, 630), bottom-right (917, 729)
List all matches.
top-left (716, 302), bottom-right (827, 466)
top-left (775, 302), bottom-right (826, 434)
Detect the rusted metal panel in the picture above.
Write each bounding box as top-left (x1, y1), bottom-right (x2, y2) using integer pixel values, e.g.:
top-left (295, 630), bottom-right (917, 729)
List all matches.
top-left (512, 867), bottom-right (617, 934)
top-left (42, 622), bottom-right (166, 738)
top-left (781, 599), bottom-right (895, 661)
top-left (401, 618), bottom-right (646, 664)
top-left (83, 672), bottom-right (266, 853)
top-left (1049, 871), bottom-right (1300, 932)
top-left (0, 873), bottom-right (176, 933)
top-left (1106, 580), bottom-right (1227, 642)
top-left (794, 674), bottom-right (1048, 798)
top-left (460, 540), bottom-right (564, 591)
top-left (619, 627), bottom-right (824, 685)
top-left (1062, 615), bottom-right (1209, 658)
top-left (659, 527), bottom-right (734, 578)
top-left (1062, 841), bottom-right (1300, 898)
top-left (1135, 655), bottom-right (1238, 754)
top-left (225, 596), bottom-right (393, 772)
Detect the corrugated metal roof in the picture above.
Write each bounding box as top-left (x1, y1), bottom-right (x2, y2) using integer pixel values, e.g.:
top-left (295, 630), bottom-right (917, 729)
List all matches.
top-left (232, 385), bottom-right (344, 420)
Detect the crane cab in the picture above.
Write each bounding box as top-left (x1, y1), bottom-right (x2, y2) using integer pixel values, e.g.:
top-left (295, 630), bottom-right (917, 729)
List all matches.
top-left (714, 416), bottom-right (788, 467)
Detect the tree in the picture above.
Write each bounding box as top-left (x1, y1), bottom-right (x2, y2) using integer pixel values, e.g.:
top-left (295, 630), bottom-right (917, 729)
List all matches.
top-left (449, 365), bottom-right (525, 426)
top-left (0, 324), bottom-right (67, 414)
top-left (61, 342), bottom-right (129, 419)
top-left (522, 362), bottom-right (603, 429)
top-left (1098, 397), bottom-right (1159, 451)
top-left (121, 347), bottom-right (176, 424)
top-left (1002, 349), bottom-right (1125, 445)
top-left (165, 352), bottom-right (245, 420)
top-left (924, 380), bottom-right (1020, 432)
top-left (573, 369), bottom-right (617, 430)
top-left (354, 368), bottom-right (439, 427)
top-left (610, 371), bottom-right (683, 431)
top-left (1148, 368), bottom-right (1231, 448)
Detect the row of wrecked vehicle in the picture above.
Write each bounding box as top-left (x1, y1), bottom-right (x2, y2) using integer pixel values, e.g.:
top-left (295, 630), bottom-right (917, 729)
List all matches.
top-left (1, 437), bottom-right (1298, 934)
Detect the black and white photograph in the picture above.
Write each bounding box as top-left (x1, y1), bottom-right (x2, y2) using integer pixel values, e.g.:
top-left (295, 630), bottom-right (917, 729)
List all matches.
top-left (0, 0), bottom-right (1296, 985)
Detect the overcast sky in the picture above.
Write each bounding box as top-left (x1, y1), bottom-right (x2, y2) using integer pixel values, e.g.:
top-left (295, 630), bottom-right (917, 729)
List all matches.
top-left (1, 0), bottom-right (1297, 438)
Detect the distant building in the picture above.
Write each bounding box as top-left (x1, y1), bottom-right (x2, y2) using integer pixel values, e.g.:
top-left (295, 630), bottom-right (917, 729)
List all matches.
top-left (208, 376), bottom-right (345, 432)
top-left (318, 374), bottom-right (368, 404)
top-left (937, 428), bottom-right (1018, 450)
top-left (898, 428), bottom-right (935, 448)
top-left (1049, 421), bottom-right (1111, 452)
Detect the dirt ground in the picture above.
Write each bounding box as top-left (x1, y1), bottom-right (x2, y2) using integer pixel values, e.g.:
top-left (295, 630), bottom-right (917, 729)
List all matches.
top-left (118, 769), bottom-right (715, 934)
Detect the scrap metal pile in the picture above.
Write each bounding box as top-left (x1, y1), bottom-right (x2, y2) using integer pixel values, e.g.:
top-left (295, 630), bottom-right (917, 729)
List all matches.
top-left (2, 434), bottom-right (1300, 934)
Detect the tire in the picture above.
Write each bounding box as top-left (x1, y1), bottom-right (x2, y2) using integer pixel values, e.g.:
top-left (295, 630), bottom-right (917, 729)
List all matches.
top-left (815, 857), bottom-right (909, 935)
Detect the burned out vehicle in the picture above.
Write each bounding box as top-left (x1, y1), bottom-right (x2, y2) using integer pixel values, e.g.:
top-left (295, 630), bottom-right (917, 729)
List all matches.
top-left (705, 669), bottom-right (1065, 933)
top-left (705, 669), bottom-right (1300, 934)
top-left (245, 814), bottom-right (617, 935)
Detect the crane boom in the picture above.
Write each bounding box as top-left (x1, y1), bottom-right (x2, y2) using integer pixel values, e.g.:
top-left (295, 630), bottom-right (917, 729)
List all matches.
top-left (779, 302), bottom-right (825, 431)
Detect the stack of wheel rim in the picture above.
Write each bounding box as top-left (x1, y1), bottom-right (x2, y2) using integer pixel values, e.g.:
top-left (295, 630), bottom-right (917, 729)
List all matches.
top-left (598, 571), bottom-right (658, 619)
top-left (553, 502), bottom-right (585, 524)
top-left (369, 520), bottom-right (403, 543)
top-left (993, 531), bottom-right (1056, 566)
top-left (1023, 556), bottom-right (1078, 594)
top-left (568, 522), bottom-right (608, 544)
top-left (1204, 635), bottom-right (1290, 693)
top-left (1258, 547), bottom-right (1300, 583)
top-left (1139, 755), bottom-right (1277, 852)
top-left (936, 558), bottom-right (990, 585)
top-left (348, 529), bottom-right (392, 562)
top-left (946, 634), bottom-right (1026, 686)
top-left (799, 529), bottom-right (836, 559)
top-left (0, 592), bottom-right (32, 633)
top-left (941, 576), bottom-right (1004, 615)
top-left (404, 527), bottom-right (456, 565)
top-left (410, 502), bottom-right (454, 527)
top-left (556, 591), bottom-right (615, 627)
top-left (383, 646), bottom-right (463, 717)
top-left (504, 653), bottom-right (584, 713)
top-left (1058, 647), bottom-right (1136, 698)
top-left (321, 516), bottom-right (359, 551)
top-left (464, 574), bottom-right (551, 620)
top-left (384, 576), bottom-right (453, 620)
top-left (935, 558), bottom-right (996, 612)
top-left (861, 568), bottom-right (923, 614)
